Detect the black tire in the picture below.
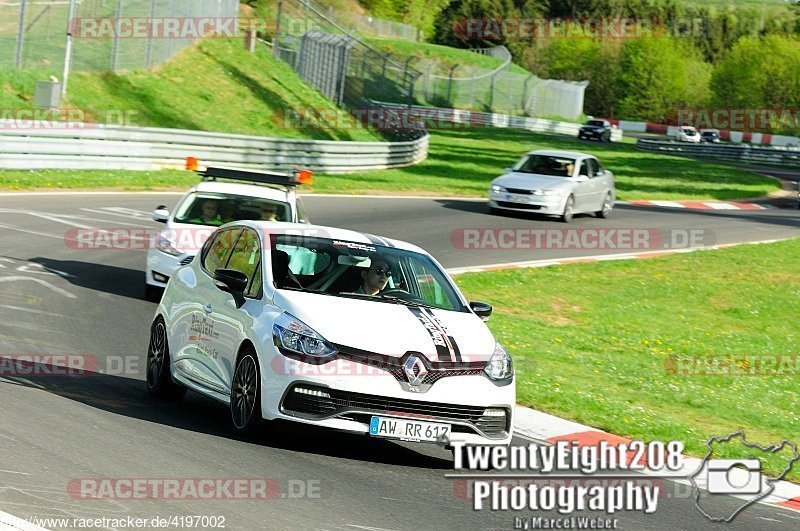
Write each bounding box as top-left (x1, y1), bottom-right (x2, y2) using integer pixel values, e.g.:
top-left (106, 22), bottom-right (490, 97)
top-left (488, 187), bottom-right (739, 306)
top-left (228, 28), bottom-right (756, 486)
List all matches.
top-left (230, 347), bottom-right (262, 435)
top-left (146, 318), bottom-right (187, 400)
top-left (488, 205), bottom-right (500, 215)
top-left (561, 195), bottom-right (575, 223)
top-left (596, 192), bottom-right (613, 218)
top-left (144, 284), bottom-right (162, 302)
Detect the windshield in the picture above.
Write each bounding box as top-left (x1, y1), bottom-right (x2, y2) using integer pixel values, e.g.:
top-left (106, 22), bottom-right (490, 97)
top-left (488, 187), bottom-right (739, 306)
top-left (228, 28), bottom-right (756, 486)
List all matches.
top-left (513, 154), bottom-right (576, 177)
top-left (682, 128), bottom-right (697, 135)
top-left (586, 120), bottom-right (605, 127)
top-left (270, 235), bottom-right (468, 312)
top-left (174, 192), bottom-right (291, 226)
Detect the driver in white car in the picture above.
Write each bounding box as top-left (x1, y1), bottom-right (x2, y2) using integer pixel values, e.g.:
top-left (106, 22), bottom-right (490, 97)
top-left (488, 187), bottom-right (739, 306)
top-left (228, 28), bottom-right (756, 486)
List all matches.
top-left (355, 254), bottom-right (392, 295)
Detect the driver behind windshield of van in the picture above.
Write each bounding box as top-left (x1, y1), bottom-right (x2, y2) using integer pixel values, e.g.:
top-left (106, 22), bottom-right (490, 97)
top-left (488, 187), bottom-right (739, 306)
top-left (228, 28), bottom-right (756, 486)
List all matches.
top-left (355, 254), bottom-right (391, 295)
top-left (190, 199), bottom-right (222, 225)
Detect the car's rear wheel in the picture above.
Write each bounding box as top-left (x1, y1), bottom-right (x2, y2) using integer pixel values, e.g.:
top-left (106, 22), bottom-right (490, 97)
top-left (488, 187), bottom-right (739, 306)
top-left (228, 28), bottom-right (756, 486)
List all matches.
top-left (596, 192), bottom-right (613, 218)
top-left (561, 195), bottom-right (575, 223)
top-left (230, 347), bottom-right (262, 435)
top-left (146, 318), bottom-right (187, 400)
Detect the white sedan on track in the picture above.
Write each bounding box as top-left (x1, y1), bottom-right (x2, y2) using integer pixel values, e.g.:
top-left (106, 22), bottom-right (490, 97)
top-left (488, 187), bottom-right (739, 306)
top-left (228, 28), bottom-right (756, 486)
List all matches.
top-left (488, 149), bottom-right (615, 222)
top-left (146, 222), bottom-right (515, 447)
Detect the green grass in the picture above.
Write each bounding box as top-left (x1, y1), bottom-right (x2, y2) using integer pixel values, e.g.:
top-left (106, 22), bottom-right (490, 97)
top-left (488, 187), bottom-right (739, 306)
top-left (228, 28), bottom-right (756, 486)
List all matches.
top-left (0, 38), bottom-right (380, 142)
top-left (455, 239), bottom-right (800, 482)
top-left (0, 128), bottom-right (779, 199)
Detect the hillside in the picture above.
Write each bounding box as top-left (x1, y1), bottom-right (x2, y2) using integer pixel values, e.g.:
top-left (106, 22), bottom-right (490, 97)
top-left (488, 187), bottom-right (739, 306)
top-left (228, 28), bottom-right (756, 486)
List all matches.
top-left (0, 38), bottom-right (380, 141)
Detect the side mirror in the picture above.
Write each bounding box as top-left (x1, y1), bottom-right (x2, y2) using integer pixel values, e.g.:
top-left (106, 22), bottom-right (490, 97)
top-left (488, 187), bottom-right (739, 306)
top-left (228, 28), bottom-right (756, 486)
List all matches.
top-left (503, 167), bottom-right (513, 174)
top-left (470, 301), bottom-right (493, 321)
top-left (153, 205), bottom-right (169, 223)
top-left (214, 268), bottom-right (248, 307)
top-left (575, 175), bottom-right (589, 182)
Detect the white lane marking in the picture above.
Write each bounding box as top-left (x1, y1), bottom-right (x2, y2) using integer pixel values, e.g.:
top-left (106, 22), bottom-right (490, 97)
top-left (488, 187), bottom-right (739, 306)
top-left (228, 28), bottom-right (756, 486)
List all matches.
top-left (0, 276), bottom-right (75, 298)
top-left (0, 191), bottom-right (184, 196)
top-left (0, 470), bottom-right (32, 476)
top-left (0, 222), bottom-right (64, 241)
top-left (0, 304), bottom-right (69, 318)
top-left (83, 207), bottom-right (154, 219)
top-left (0, 509), bottom-right (48, 531)
top-left (650, 200), bottom-right (686, 208)
top-left (346, 526), bottom-right (401, 531)
top-left (705, 202), bottom-right (740, 210)
top-left (13, 264), bottom-right (73, 279)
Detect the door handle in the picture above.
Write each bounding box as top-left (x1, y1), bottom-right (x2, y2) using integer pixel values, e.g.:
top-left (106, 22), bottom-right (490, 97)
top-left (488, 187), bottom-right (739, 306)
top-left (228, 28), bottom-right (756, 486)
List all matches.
top-left (203, 304), bottom-right (213, 314)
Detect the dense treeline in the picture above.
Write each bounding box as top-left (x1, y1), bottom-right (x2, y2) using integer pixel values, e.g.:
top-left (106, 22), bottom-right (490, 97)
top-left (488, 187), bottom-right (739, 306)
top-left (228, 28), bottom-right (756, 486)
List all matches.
top-left (366, 0), bottom-right (800, 124)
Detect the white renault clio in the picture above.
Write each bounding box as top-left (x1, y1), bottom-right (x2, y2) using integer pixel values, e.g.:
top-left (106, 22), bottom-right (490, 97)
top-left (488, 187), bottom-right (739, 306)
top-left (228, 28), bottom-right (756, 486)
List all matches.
top-left (147, 222), bottom-right (515, 448)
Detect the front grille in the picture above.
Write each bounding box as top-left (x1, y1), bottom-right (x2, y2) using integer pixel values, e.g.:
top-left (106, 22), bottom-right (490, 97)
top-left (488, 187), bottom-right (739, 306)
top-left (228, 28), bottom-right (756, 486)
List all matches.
top-left (282, 385), bottom-right (509, 438)
top-left (180, 255), bottom-right (195, 266)
top-left (497, 201), bottom-right (542, 210)
top-left (386, 367), bottom-right (483, 386)
top-left (505, 188), bottom-right (533, 195)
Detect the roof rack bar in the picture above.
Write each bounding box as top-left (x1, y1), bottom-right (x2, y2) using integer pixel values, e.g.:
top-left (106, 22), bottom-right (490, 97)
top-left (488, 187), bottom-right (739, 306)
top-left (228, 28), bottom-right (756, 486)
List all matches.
top-left (199, 166), bottom-right (297, 187)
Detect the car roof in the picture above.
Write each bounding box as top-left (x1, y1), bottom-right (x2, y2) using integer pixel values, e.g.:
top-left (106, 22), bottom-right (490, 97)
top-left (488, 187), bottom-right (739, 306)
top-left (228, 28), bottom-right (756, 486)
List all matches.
top-left (524, 149), bottom-right (591, 159)
top-left (192, 180), bottom-right (292, 201)
top-left (227, 221), bottom-right (428, 255)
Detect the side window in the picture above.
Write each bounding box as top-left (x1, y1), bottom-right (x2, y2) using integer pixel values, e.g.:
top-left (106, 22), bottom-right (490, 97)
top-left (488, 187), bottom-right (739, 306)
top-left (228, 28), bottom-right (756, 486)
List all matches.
top-left (226, 229), bottom-right (261, 297)
top-left (295, 197), bottom-right (310, 224)
top-left (203, 228), bottom-right (242, 275)
top-left (579, 161), bottom-right (590, 177)
top-left (586, 159), bottom-right (597, 178)
top-left (593, 159), bottom-right (605, 177)
top-left (408, 259), bottom-right (455, 310)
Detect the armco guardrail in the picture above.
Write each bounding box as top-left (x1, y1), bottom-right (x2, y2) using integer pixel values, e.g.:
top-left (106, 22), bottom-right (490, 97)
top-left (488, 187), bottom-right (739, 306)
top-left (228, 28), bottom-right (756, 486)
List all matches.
top-left (636, 138), bottom-right (800, 167)
top-left (0, 122), bottom-right (429, 173)
top-left (374, 102), bottom-right (623, 141)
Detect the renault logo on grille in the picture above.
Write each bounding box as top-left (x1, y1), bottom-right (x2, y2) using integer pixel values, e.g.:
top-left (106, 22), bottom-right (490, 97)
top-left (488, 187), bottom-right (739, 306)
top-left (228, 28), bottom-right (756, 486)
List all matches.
top-left (403, 355), bottom-right (428, 386)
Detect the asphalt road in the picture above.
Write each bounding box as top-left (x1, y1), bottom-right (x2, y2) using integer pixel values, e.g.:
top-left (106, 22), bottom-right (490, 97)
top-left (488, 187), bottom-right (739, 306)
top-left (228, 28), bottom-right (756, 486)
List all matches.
top-left (0, 193), bottom-right (798, 530)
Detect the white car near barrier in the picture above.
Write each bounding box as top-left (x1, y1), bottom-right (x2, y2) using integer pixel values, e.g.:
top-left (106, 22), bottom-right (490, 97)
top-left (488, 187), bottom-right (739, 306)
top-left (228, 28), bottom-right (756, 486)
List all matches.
top-left (145, 167), bottom-right (311, 301)
top-left (146, 222), bottom-right (515, 448)
top-left (488, 150), bottom-right (616, 222)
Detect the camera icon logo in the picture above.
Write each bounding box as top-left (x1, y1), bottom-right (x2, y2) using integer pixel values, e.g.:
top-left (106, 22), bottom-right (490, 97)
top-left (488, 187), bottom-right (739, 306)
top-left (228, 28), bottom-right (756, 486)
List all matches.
top-left (706, 459), bottom-right (761, 495)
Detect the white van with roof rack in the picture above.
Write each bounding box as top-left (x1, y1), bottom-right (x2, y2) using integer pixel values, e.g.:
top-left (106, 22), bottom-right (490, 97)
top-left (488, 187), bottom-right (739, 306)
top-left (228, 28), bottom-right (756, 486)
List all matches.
top-left (145, 166), bottom-right (312, 301)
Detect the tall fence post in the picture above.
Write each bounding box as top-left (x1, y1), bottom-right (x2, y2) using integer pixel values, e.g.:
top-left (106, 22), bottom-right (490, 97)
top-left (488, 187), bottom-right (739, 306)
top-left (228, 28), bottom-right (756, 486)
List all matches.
top-left (446, 64), bottom-right (457, 106)
top-left (488, 71), bottom-right (496, 112)
top-left (273, 0), bottom-right (283, 59)
top-left (145, 0), bottom-right (157, 67)
top-left (522, 75), bottom-right (533, 113)
top-left (61, 0), bottom-right (78, 97)
top-left (14, 0), bottom-right (28, 68)
top-left (110, 0), bottom-right (122, 71)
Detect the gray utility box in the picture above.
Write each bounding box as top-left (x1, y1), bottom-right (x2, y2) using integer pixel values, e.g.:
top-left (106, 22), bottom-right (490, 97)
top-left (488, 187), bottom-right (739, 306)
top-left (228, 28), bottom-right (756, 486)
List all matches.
top-left (35, 81), bottom-right (62, 109)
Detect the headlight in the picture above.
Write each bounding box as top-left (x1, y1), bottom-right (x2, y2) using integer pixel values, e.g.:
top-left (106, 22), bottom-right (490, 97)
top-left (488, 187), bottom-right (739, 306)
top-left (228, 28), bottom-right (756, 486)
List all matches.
top-left (491, 185), bottom-right (507, 193)
top-left (484, 342), bottom-right (513, 381)
top-left (273, 313), bottom-right (338, 358)
top-left (156, 235), bottom-right (182, 256)
top-left (532, 189), bottom-right (560, 197)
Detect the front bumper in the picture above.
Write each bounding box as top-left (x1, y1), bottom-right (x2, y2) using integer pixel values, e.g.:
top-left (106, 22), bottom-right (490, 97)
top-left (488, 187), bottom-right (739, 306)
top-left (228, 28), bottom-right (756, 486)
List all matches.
top-left (488, 191), bottom-right (565, 215)
top-left (145, 249), bottom-right (195, 287)
top-left (579, 129), bottom-right (605, 139)
top-left (261, 354), bottom-right (516, 446)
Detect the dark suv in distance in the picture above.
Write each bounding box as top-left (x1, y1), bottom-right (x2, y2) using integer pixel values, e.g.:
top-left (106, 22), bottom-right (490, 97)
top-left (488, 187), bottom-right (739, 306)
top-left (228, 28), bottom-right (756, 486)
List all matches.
top-left (578, 119), bottom-right (613, 142)
top-left (700, 130), bottom-right (721, 143)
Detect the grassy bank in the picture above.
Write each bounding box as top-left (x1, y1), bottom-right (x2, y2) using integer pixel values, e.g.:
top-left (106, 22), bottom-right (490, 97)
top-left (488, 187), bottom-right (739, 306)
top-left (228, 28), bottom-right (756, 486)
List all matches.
top-left (455, 239), bottom-right (800, 481)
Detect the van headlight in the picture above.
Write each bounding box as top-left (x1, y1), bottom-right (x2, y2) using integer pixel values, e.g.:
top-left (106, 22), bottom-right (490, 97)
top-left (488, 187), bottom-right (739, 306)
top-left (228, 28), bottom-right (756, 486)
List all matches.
top-left (532, 189), bottom-right (560, 196)
top-left (484, 342), bottom-right (513, 381)
top-left (156, 235), bottom-right (182, 256)
top-left (273, 313), bottom-right (338, 358)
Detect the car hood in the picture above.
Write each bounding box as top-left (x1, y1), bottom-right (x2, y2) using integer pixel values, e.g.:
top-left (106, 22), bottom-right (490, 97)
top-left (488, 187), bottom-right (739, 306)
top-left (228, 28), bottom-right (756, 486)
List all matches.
top-left (273, 290), bottom-right (496, 363)
top-left (492, 173), bottom-right (574, 191)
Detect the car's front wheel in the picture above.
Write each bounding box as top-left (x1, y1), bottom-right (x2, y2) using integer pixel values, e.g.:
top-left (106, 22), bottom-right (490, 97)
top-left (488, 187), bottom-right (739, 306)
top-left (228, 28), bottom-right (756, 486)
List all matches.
top-left (230, 347), bottom-right (262, 435)
top-left (146, 318), bottom-right (187, 400)
top-left (596, 192), bottom-right (613, 218)
top-left (561, 195), bottom-right (575, 223)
